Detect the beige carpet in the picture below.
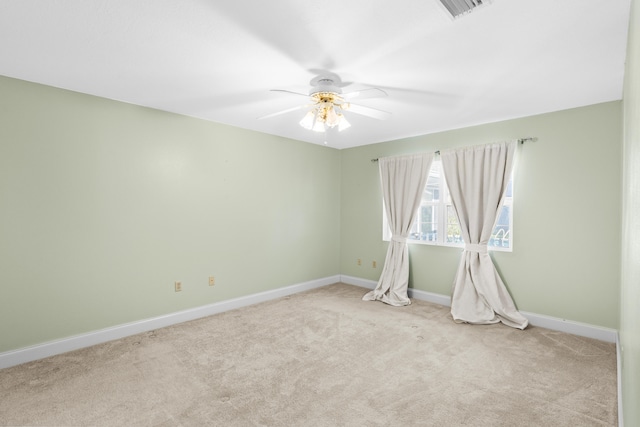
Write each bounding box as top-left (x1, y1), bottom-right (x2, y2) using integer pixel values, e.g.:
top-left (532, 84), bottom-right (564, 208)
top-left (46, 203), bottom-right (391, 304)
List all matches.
top-left (0, 283), bottom-right (617, 426)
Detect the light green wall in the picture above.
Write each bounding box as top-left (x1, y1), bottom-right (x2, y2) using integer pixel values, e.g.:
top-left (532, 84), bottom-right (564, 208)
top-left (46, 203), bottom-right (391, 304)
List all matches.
top-left (0, 71), bottom-right (626, 358)
top-left (341, 101), bottom-right (622, 329)
top-left (0, 76), bottom-right (341, 352)
top-left (621, 0), bottom-right (640, 424)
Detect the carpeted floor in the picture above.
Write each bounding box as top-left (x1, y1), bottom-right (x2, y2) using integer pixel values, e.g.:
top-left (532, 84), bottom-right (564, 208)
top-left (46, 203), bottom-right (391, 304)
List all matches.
top-left (0, 283), bottom-right (617, 426)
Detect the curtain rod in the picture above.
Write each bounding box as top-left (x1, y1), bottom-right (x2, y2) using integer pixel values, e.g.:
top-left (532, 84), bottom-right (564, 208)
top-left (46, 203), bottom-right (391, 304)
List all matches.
top-left (370, 137), bottom-right (537, 163)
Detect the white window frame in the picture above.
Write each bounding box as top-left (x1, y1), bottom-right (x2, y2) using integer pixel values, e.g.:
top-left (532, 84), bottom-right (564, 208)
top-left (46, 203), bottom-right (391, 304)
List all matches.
top-left (382, 158), bottom-right (513, 252)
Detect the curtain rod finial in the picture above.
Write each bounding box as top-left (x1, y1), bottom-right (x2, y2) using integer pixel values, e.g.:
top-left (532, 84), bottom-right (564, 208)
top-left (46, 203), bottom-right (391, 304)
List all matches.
top-left (519, 137), bottom-right (538, 144)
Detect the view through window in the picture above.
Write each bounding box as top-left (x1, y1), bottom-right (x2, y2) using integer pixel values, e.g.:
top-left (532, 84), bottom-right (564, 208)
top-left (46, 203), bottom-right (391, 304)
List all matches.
top-left (383, 159), bottom-right (513, 251)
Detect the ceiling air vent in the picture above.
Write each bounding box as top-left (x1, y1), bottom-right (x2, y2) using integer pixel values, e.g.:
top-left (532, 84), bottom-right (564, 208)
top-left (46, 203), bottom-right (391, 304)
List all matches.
top-left (439, 0), bottom-right (488, 18)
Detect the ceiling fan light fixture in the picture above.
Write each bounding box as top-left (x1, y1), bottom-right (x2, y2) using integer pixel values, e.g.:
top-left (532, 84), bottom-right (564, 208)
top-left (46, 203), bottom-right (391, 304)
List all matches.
top-left (299, 110), bottom-right (316, 130)
top-left (299, 103), bottom-right (351, 133)
top-left (266, 73), bottom-right (389, 137)
top-left (312, 118), bottom-right (325, 132)
top-left (324, 107), bottom-right (340, 127)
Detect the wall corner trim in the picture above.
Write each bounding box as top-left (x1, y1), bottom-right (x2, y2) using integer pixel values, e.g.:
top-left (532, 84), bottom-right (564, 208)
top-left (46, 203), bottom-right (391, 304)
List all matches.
top-left (617, 332), bottom-right (624, 427)
top-left (0, 275), bottom-right (340, 370)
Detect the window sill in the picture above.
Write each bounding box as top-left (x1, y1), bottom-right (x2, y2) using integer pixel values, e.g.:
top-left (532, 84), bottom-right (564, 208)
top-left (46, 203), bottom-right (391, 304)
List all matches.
top-left (383, 237), bottom-right (513, 252)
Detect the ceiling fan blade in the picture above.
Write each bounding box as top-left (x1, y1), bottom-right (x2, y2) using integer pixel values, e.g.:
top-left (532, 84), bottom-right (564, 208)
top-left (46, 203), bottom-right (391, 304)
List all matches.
top-left (345, 103), bottom-right (391, 120)
top-left (360, 84), bottom-right (458, 106)
top-left (270, 89), bottom-right (310, 98)
top-left (257, 104), bottom-right (310, 120)
top-left (342, 88), bottom-right (388, 101)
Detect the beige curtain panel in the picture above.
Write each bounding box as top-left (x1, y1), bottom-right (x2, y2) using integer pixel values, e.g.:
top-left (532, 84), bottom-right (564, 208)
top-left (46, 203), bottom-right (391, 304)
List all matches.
top-left (440, 141), bottom-right (528, 329)
top-left (363, 153), bottom-right (434, 306)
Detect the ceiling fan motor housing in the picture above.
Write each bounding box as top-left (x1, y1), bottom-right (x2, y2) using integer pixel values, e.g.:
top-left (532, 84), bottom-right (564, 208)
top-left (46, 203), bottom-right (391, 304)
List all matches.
top-left (309, 76), bottom-right (342, 95)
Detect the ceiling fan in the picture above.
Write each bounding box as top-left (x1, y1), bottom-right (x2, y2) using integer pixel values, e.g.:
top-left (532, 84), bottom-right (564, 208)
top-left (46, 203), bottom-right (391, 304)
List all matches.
top-left (259, 73), bottom-right (391, 133)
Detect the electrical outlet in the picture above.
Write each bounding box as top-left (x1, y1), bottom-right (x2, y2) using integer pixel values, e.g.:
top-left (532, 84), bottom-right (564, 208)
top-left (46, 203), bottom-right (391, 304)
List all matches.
top-left (372, 261), bottom-right (377, 268)
top-left (209, 276), bottom-right (215, 286)
top-left (357, 258), bottom-right (362, 266)
top-left (175, 281), bottom-right (182, 292)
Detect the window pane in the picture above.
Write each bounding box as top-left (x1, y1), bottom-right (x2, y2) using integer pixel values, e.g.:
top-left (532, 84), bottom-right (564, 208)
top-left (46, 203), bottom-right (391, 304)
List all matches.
top-left (489, 205), bottom-right (511, 248)
top-left (385, 158), bottom-right (514, 251)
top-left (411, 205), bottom-right (438, 241)
top-left (505, 180), bottom-right (513, 198)
top-left (422, 164), bottom-right (440, 203)
top-left (446, 205), bottom-right (462, 244)
top-left (408, 220), bottom-right (420, 240)
top-left (422, 205), bottom-right (438, 241)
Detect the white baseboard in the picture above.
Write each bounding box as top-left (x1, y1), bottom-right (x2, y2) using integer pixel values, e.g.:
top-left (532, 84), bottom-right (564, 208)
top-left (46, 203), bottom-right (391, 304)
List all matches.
top-left (1, 274), bottom-right (618, 370)
top-left (0, 275), bottom-right (340, 370)
top-left (339, 275), bottom-right (377, 290)
top-left (341, 275), bottom-right (618, 343)
top-left (519, 311), bottom-right (617, 343)
top-left (409, 288), bottom-right (453, 307)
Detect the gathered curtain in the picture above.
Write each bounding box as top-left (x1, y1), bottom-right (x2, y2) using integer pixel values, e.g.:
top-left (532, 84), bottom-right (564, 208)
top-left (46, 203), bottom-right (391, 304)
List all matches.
top-left (440, 141), bottom-right (528, 329)
top-left (363, 153), bottom-right (434, 306)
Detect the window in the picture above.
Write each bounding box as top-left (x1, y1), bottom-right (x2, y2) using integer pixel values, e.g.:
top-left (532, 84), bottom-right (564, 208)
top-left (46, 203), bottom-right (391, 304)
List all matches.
top-left (383, 159), bottom-right (513, 251)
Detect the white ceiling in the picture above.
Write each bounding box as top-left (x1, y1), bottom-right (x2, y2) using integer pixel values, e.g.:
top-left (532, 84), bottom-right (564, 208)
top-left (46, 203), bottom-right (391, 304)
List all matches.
top-left (0, 0), bottom-right (632, 149)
